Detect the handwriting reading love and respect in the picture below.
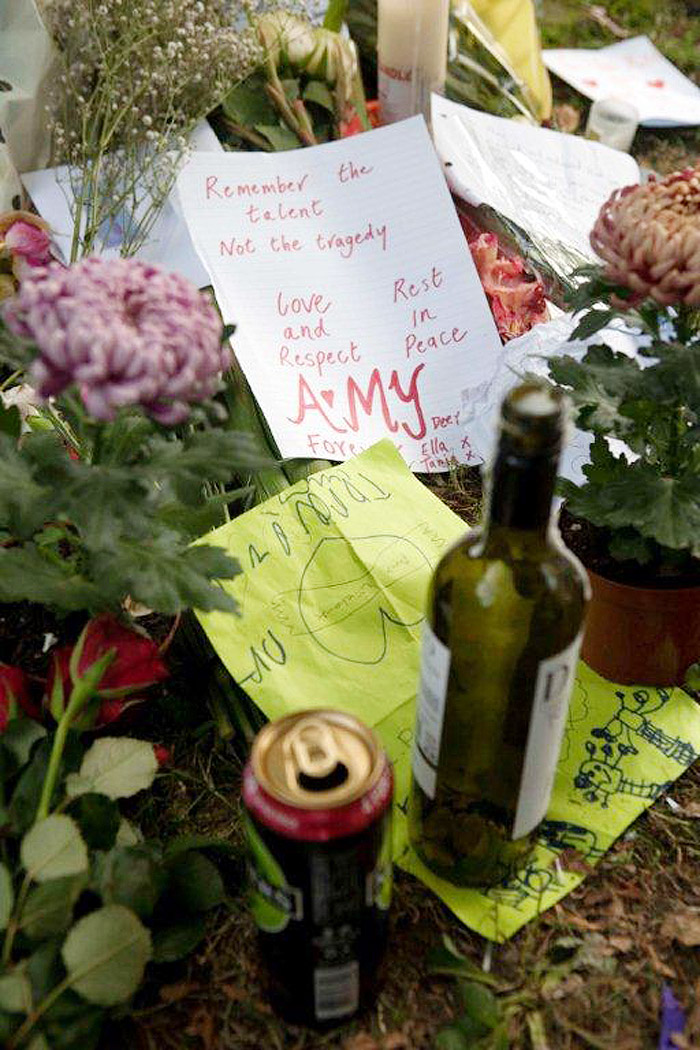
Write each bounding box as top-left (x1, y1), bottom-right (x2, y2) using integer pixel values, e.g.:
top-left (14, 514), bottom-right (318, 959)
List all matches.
top-left (177, 118), bottom-right (503, 472)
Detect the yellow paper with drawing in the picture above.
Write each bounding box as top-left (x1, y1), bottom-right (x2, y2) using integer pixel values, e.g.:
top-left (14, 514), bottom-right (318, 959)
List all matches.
top-left (195, 441), bottom-right (700, 940)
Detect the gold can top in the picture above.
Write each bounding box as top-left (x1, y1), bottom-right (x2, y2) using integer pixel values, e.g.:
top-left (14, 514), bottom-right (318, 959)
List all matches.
top-left (251, 709), bottom-right (384, 810)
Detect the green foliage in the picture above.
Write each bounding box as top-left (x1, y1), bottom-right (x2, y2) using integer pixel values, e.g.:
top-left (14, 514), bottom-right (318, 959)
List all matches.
top-left (0, 716), bottom-right (235, 1050)
top-left (549, 274), bottom-right (700, 571)
top-left (0, 415), bottom-right (270, 616)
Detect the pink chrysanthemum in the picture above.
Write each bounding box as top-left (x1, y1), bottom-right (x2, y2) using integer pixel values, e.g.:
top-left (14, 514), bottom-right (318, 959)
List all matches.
top-left (3, 257), bottom-right (229, 424)
top-left (590, 166), bottom-right (700, 307)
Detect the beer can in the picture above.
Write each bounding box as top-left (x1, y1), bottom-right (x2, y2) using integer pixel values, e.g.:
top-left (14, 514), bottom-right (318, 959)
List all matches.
top-left (242, 709), bottom-right (393, 1025)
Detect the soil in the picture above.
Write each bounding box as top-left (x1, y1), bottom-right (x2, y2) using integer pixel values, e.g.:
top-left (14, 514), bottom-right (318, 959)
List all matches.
top-left (559, 508), bottom-right (700, 589)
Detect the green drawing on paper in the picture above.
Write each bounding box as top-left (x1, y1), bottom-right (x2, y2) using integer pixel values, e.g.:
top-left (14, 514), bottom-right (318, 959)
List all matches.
top-left (195, 441), bottom-right (700, 942)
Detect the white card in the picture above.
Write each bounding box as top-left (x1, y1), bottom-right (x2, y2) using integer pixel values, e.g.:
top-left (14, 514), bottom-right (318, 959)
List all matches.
top-left (543, 35), bottom-right (700, 127)
top-left (176, 118), bottom-right (503, 472)
top-left (21, 121), bottom-right (221, 285)
top-left (431, 95), bottom-right (640, 262)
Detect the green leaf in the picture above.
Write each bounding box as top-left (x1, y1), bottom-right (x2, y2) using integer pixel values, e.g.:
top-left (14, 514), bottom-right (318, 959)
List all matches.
top-left (67, 738), bottom-right (157, 801)
top-left (303, 80), bottom-right (335, 113)
top-left (0, 546), bottom-right (100, 611)
top-left (0, 862), bottom-right (13, 930)
top-left (70, 793), bottom-right (120, 851)
top-left (458, 981), bottom-right (500, 1030)
top-left (115, 819), bottom-right (143, 847)
top-left (428, 936), bottom-right (502, 987)
top-left (21, 815), bottom-right (89, 883)
top-left (151, 915), bottom-right (208, 963)
top-left (569, 309), bottom-right (616, 341)
top-left (434, 1027), bottom-right (468, 1050)
top-left (90, 540), bottom-right (239, 616)
top-left (569, 457), bottom-right (700, 554)
top-left (0, 970), bottom-right (32, 1013)
top-left (164, 851), bottom-right (225, 913)
top-left (41, 988), bottom-right (103, 1050)
top-left (61, 904), bottom-right (152, 1006)
top-left (21, 875), bottom-right (86, 941)
top-left (323, 0), bottom-right (348, 31)
top-left (608, 528), bottom-right (654, 564)
top-left (27, 1034), bottom-right (50, 1050)
top-left (99, 845), bottom-right (165, 919)
top-left (2, 720), bottom-right (47, 771)
top-left (164, 834), bottom-right (241, 859)
top-left (254, 123), bottom-right (302, 151)
top-left (0, 402), bottom-right (21, 438)
top-left (685, 662), bottom-right (700, 692)
top-left (26, 937), bottom-right (62, 1003)
top-left (223, 72), bottom-right (277, 126)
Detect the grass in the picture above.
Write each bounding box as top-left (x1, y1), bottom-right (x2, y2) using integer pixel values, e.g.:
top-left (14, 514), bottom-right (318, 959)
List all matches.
top-left (111, 2), bottom-right (700, 1046)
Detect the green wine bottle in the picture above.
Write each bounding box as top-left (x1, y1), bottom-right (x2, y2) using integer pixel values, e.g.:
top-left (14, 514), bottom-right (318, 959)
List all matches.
top-left (408, 382), bottom-right (589, 887)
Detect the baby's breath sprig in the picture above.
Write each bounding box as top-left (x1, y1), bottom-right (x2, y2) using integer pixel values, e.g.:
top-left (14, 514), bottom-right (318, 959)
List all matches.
top-left (44, 0), bottom-right (263, 260)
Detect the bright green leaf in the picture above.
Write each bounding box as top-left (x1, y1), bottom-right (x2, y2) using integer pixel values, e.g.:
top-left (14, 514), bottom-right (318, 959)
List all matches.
top-left (21, 875), bottom-right (86, 941)
top-left (62, 905), bottom-right (152, 1006)
top-left (0, 862), bottom-right (13, 930)
top-left (68, 738), bottom-right (157, 801)
top-left (21, 816), bottom-right (89, 883)
top-left (0, 970), bottom-right (32, 1013)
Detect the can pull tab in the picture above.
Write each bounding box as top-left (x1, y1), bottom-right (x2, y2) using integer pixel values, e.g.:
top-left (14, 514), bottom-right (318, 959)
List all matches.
top-left (285, 717), bottom-right (349, 793)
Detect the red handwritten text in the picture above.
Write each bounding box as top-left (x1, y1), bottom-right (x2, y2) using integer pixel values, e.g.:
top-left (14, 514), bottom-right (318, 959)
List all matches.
top-left (393, 267), bottom-right (443, 302)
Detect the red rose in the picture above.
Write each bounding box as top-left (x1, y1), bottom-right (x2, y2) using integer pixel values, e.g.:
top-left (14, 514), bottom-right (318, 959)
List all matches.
top-left (0, 664), bottom-right (38, 729)
top-left (46, 615), bottom-right (169, 727)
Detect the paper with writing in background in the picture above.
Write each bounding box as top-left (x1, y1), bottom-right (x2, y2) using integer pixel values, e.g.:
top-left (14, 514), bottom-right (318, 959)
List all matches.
top-left (432, 95), bottom-right (640, 263)
top-left (543, 35), bottom-right (700, 127)
top-left (176, 118), bottom-right (503, 473)
top-left (195, 441), bottom-right (700, 941)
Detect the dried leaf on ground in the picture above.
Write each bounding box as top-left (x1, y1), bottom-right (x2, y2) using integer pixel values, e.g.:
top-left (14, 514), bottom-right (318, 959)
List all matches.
top-left (185, 1007), bottom-right (216, 1050)
top-left (159, 981), bottom-right (200, 1003)
top-left (660, 911), bottom-right (700, 947)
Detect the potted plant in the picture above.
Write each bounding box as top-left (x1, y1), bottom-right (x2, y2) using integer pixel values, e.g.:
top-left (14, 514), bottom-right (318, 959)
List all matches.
top-left (548, 165), bottom-right (700, 685)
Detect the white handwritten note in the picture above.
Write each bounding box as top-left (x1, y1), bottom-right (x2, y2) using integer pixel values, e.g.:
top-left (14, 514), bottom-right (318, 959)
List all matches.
top-left (543, 36), bottom-right (700, 127)
top-left (176, 118), bottom-right (503, 472)
top-left (432, 95), bottom-right (640, 262)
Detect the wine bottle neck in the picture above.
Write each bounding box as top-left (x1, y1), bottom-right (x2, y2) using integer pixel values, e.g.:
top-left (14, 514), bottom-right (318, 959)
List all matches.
top-left (485, 447), bottom-right (558, 535)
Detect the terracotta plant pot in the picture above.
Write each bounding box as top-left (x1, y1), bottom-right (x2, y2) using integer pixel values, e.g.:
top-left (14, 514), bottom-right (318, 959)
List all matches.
top-left (581, 569), bottom-right (700, 686)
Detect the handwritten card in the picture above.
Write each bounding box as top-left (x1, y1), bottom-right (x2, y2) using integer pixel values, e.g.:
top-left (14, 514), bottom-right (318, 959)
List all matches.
top-left (543, 35), bottom-right (700, 127)
top-left (195, 441), bottom-right (700, 941)
top-left (176, 118), bottom-right (503, 472)
top-left (431, 96), bottom-right (640, 263)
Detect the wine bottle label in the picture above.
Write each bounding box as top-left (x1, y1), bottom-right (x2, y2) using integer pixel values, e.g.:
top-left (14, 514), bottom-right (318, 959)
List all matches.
top-left (412, 622), bottom-right (451, 799)
top-left (512, 633), bottom-right (583, 840)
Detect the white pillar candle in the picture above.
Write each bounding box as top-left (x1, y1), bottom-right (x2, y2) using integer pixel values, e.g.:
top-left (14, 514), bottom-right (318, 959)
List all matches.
top-left (377, 0), bottom-right (450, 125)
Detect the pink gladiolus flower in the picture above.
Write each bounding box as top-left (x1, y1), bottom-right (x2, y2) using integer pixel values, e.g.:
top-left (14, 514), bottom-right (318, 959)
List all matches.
top-left (3, 257), bottom-right (230, 424)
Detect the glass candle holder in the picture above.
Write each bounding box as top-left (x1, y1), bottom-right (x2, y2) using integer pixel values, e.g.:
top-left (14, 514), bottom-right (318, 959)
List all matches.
top-left (377, 0), bottom-right (450, 125)
top-left (585, 97), bottom-right (639, 153)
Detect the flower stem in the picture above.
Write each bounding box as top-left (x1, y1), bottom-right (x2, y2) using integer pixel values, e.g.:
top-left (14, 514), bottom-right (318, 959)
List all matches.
top-left (34, 651), bottom-right (116, 824)
top-left (7, 973), bottom-right (73, 1049)
top-left (1, 873), bottom-right (31, 967)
